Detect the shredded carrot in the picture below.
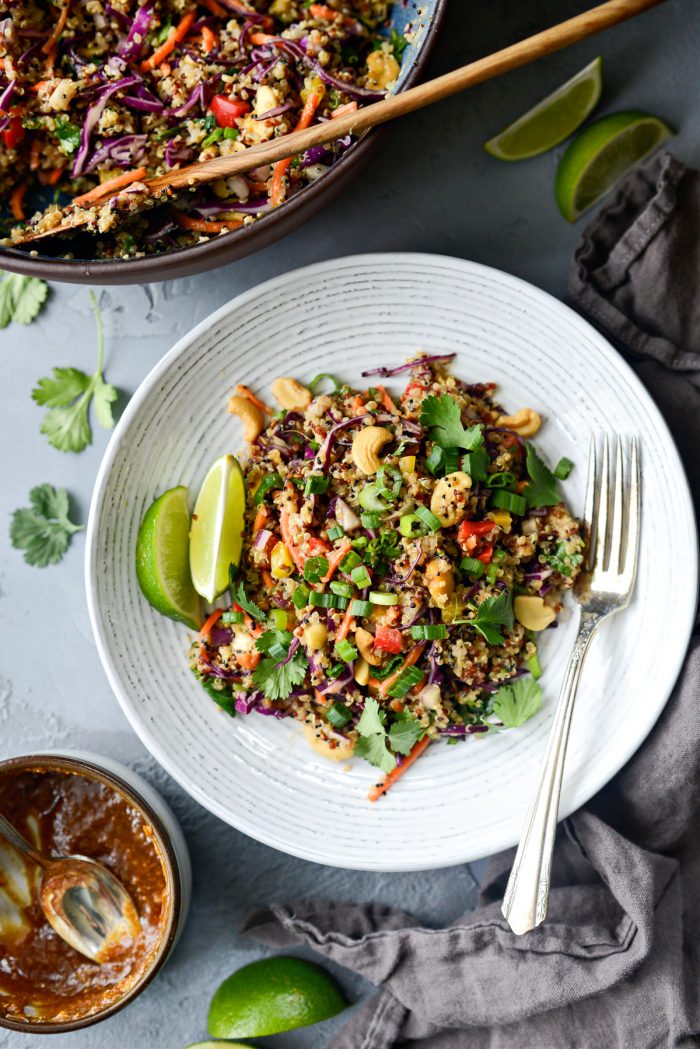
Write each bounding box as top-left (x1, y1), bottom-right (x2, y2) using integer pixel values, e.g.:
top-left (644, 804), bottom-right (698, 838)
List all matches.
top-left (351, 394), bottom-right (365, 415)
top-left (249, 31), bottom-right (278, 45)
top-left (29, 80), bottom-right (51, 93)
top-left (377, 643), bottom-right (426, 696)
top-left (335, 606), bottom-right (355, 643)
top-left (172, 208), bottom-right (242, 233)
top-left (321, 540), bottom-right (351, 583)
top-left (10, 183), bottom-right (27, 221)
top-left (45, 165), bottom-right (65, 185)
top-left (201, 25), bottom-right (217, 52)
top-left (314, 688), bottom-right (328, 706)
top-left (308, 3), bottom-right (361, 28)
top-left (261, 569), bottom-right (275, 589)
top-left (236, 384), bottom-right (271, 415)
top-left (199, 608), bottom-right (223, 641)
top-left (29, 139), bottom-right (42, 171)
top-left (252, 505), bottom-right (269, 534)
top-left (368, 735), bottom-right (431, 802)
top-left (235, 651), bottom-right (261, 671)
top-left (376, 384), bottom-right (399, 416)
top-left (269, 90), bottom-right (323, 206)
top-left (42, 0), bottom-right (70, 55)
top-left (197, 0), bottom-right (227, 14)
top-left (140, 10), bottom-right (197, 72)
top-left (330, 100), bottom-right (358, 120)
top-left (280, 507), bottom-right (306, 573)
top-left (72, 166), bottom-right (147, 206)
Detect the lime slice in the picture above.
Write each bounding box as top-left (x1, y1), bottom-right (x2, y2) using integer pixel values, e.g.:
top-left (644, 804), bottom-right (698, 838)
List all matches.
top-left (136, 486), bottom-right (202, 630)
top-left (207, 957), bottom-right (346, 1039)
top-left (485, 56), bottom-right (603, 161)
top-left (189, 454), bottom-right (245, 604)
top-left (556, 110), bottom-right (673, 221)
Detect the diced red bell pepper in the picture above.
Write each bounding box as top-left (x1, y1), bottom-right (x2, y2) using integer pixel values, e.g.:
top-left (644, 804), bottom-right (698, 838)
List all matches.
top-left (476, 543), bottom-right (494, 565)
top-left (457, 520), bottom-right (495, 545)
top-left (209, 94), bottom-right (251, 127)
top-left (308, 537), bottom-right (331, 556)
top-left (374, 626), bottom-right (403, 654)
top-left (2, 115), bottom-right (25, 150)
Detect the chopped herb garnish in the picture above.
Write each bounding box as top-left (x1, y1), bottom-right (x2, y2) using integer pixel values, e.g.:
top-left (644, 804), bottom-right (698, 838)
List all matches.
top-left (491, 675), bottom-right (543, 728)
top-left (354, 697), bottom-right (396, 774)
top-left (10, 484), bottom-right (82, 567)
top-left (230, 575), bottom-right (265, 620)
top-left (524, 443), bottom-right (560, 509)
top-left (253, 629), bottom-right (308, 700)
top-left (388, 711), bottom-right (425, 755)
top-left (304, 555), bottom-right (329, 583)
top-left (420, 394), bottom-right (484, 451)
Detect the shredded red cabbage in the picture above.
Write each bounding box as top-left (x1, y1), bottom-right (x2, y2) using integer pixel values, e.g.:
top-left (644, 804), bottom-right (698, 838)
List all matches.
top-left (362, 353), bottom-right (457, 378)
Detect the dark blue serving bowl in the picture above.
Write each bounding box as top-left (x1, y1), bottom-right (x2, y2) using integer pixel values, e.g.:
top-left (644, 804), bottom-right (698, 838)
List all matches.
top-left (0, 0), bottom-right (449, 284)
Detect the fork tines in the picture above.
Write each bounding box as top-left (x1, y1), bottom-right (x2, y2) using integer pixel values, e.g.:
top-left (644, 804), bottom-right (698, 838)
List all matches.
top-left (583, 435), bottom-right (640, 595)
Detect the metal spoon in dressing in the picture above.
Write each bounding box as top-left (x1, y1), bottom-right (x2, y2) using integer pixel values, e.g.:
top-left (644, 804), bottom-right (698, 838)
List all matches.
top-left (0, 812), bottom-right (140, 963)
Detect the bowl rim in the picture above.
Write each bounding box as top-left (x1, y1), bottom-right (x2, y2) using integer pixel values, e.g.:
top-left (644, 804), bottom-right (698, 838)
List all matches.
top-left (0, 0), bottom-right (450, 285)
top-left (0, 752), bottom-right (183, 1035)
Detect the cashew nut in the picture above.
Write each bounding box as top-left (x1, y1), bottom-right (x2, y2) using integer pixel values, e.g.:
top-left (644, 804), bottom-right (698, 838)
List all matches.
top-left (496, 407), bottom-right (542, 437)
top-left (352, 425), bottom-right (393, 475)
top-left (365, 50), bottom-right (400, 90)
top-left (425, 557), bottom-right (454, 607)
top-left (355, 627), bottom-right (382, 666)
top-left (354, 657), bottom-right (370, 686)
top-left (514, 595), bottom-right (555, 631)
top-left (228, 394), bottom-right (264, 443)
top-left (303, 622), bottom-right (328, 652)
top-left (304, 723), bottom-right (354, 763)
top-left (272, 376), bottom-right (312, 412)
top-left (430, 471), bottom-right (473, 528)
top-left (418, 683), bottom-right (441, 711)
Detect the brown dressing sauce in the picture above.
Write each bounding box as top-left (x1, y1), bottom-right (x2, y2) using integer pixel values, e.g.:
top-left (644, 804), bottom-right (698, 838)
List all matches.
top-left (0, 769), bottom-right (169, 1026)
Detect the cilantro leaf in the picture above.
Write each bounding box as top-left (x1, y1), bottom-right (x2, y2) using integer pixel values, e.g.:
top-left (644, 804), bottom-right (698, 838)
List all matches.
top-left (524, 443), bottom-right (560, 508)
top-left (420, 394), bottom-right (484, 450)
top-left (473, 590), bottom-right (514, 646)
top-left (491, 675), bottom-right (543, 728)
top-left (253, 629), bottom-right (308, 701)
top-left (54, 116), bottom-right (81, 155)
top-left (194, 669), bottom-right (236, 716)
top-left (545, 539), bottom-right (583, 578)
top-left (10, 484), bottom-right (82, 567)
top-left (0, 272), bottom-right (48, 329)
top-left (388, 712), bottom-right (426, 755)
top-left (230, 578), bottom-right (265, 620)
top-left (355, 696), bottom-right (396, 774)
top-left (390, 28), bottom-right (408, 59)
top-left (32, 292), bottom-right (117, 453)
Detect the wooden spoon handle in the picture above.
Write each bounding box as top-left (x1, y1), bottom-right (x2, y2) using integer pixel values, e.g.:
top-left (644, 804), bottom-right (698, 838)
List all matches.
top-left (148, 0), bottom-right (666, 193)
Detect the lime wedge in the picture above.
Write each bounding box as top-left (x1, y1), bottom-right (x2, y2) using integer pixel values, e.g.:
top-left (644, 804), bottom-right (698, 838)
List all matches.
top-left (556, 110), bottom-right (673, 221)
top-left (189, 454), bottom-right (245, 603)
top-left (485, 56), bottom-right (603, 161)
top-left (207, 957), bottom-right (346, 1039)
top-left (184, 1043), bottom-right (252, 1048)
top-left (136, 486), bottom-right (202, 630)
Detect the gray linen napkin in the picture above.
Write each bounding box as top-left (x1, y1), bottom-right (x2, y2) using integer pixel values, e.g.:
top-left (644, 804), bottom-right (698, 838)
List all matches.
top-left (243, 152), bottom-right (700, 1049)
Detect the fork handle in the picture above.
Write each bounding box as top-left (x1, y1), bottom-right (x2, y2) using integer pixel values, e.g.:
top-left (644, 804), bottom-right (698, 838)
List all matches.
top-left (501, 611), bottom-right (601, 935)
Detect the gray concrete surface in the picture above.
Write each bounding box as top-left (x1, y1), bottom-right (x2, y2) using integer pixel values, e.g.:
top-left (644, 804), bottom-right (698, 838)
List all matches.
top-left (1, 1), bottom-right (697, 1045)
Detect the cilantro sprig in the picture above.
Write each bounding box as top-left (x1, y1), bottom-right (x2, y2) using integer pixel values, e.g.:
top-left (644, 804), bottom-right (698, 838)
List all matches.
top-left (454, 590), bottom-right (514, 646)
top-left (229, 572), bottom-right (265, 621)
top-left (524, 444), bottom-right (560, 509)
top-left (420, 394), bottom-right (484, 451)
top-left (32, 292), bottom-right (117, 453)
top-left (253, 629), bottom-right (308, 701)
top-left (0, 272), bottom-right (48, 328)
top-left (354, 698), bottom-right (426, 772)
top-left (491, 675), bottom-right (543, 728)
top-left (10, 484), bottom-right (82, 567)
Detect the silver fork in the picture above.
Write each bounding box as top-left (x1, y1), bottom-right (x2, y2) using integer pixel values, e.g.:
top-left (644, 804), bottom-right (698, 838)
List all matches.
top-left (501, 435), bottom-right (641, 936)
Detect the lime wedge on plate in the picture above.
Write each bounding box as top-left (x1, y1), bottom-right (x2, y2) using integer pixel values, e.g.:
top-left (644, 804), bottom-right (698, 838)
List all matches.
top-left (485, 56), bottom-right (603, 160)
top-left (189, 454), bottom-right (245, 603)
top-left (184, 1043), bottom-right (252, 1048)
top-left (136, 486), bottom-right (202, 630)
top-left (556, 110), bottom-right (673, 221)
top-left (207, 957), bottom-right (346, 1038)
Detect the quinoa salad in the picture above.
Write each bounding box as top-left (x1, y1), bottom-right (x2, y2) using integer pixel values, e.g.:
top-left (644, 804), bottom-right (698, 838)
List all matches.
top-left (191, 353), bottom-right (585, 800)
top-left (0, 0), bottom-right (404, 256)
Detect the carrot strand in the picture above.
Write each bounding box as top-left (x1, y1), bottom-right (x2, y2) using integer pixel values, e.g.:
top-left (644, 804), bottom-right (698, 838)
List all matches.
top-left (172, 208), bottom-right (242, 233)
top-left (269, 90), bottom-right (323, 207)
top-left (199, 608), bottom-right (223, 641)
top-left (236, 384), bottom-right (271, 415)
top-left (368, 735), bottom-right (431, 802)
top-left (10, 183), bottom-right (27, 221)
top-left (72, 167), bottom-right (147, 206)
top-left (42, 0), bottom-right (71, 54)
top-left (140, 10), bottom-right (197, 72)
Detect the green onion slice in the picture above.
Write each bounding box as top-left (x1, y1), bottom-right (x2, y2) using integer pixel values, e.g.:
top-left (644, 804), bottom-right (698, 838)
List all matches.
top-left (359, 482), bottom-right (391, 513)
top-left (327, 525), bottom-right (345, 541)
top-left (460, 556), bottom-right (484, 577)
top-left (335, 639), bottom-right (359, 662)
top-left (330, 580), bottom-right (354, 598)
top-left (386, 664), bottom-right (424, 698)
top-left (369, 591), bottom-right (399, 606)
top-left (349, 598), bottom-right (373, 616)
top-left (415, 504), bottom-right (442, 532)
top-left (254, 472), bottom-right (283, 504)
top-left (554, 457), bottom-right (573, 480)
top-left (399, 513), bottom-right (428, 538)
top-left (292, 583), bottom-right (310, 608)
top-left (409, 624), bottom-right (448, 640)
top-left (490, 490), bottom-right (526, 515)
top-left (309, 373), bottom-right (340, 395)
top-left (326, 701), bottom-right (352, 727)
top-left (351, 564), bottom-right (372, 589)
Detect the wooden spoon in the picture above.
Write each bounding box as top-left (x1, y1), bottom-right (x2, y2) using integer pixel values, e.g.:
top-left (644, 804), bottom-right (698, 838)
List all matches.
top-left (13, 0), bottom-right (666, 245)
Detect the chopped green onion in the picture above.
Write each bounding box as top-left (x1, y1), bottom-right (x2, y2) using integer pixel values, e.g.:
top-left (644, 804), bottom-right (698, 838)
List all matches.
top-left (292, 583), bottom-right (310, 608)
top-left (399, 513), bottom-right (428, 538)
top-left (349, 598), bottom-right (373, 616)
top-left (409, 624), bottom-right (448, 640)
top-left (335, 596), bottom-right (350, 610)
top-left (554, 457), bottom-right (573, 480)
top-left (460, 555), bottom-right (484, 577)
top-left (425, 445), bottom-right (444, 476)
top-left (335, 639), bottom-right (358, 662)
top-left (254, 471), bottom-right (283, 504)
top-left (359, 483), bottom-right (390, 513)
top-left (309, 372), bottom-right (339, 395)
top-left (327, 525), bottom-right (345, 541)
top-left (351, 564), bottom-right (372, 588)
top-left (527, 651), bottom-right (542, 679)
top-left (268, 609), bottom-right (288, 631)
top-left (386, 664), bottom-right (424, 698)
top-left (369, 591), bottom-right (398, 606)
top-left (372, 653), bottom-right (404, 680)
top-left (415, 504), bottom-right (442, 532)
top-left (493, 549), bottom-right (507, 564)
top-left (350, 536), bottom-right (368, 550)
top-left (443, 447), bottom-right (460, 474)
top-left (461, 448), bottom-right (489, 482)
top-left (221, 610), bottom-right (245, 624)
top-left (326, 701), bottom-right (352, 727)
top-left (361, 511), bottom-right (382, 529)
top-left (304, 555), bottom-right (329, 583)
top-left (486, 563), bottom-right (499, 585)
top-left (340, 550), bottom-right (362, 573)
top-left (330, 580), bottom-right (354, 598)
top-left (376, 464), bottom-right (402, 501)
top-left (486, 471), bottom-right (517, 489)
top-left (326, 662), bottom-right (347, 680)
top-left (223, 126), bottom-right (238, 140)
top-left (304, 474), bottom-right (329, 496)
top-left (267, 641), bottom-right (288, 662)
top-left (490, 490), bottom-right (526, 515)
top-left (309, 591), bottom-right (347, 609)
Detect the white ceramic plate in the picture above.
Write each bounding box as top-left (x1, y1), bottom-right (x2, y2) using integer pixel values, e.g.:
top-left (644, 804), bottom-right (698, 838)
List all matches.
top-left (86, 254), bottom-right (697, 872)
